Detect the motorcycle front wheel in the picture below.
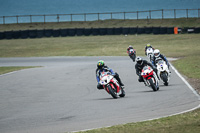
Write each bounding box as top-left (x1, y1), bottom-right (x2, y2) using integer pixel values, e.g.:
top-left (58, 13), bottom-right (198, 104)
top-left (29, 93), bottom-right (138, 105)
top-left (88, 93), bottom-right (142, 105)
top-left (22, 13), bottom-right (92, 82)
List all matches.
top-left (148, 78), bottom-right (158, 91)
top-left (107, 85), bottom-right (118, 99)
top-left (130, 54), bottom-right (136, 62)
top-left (161, 72), bottom-right (168, 86)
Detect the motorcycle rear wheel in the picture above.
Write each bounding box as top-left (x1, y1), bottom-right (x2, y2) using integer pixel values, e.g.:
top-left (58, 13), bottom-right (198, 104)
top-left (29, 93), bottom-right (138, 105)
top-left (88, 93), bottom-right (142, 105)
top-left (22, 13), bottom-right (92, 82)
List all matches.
top-left (107, 85), bottom-right (118, 99)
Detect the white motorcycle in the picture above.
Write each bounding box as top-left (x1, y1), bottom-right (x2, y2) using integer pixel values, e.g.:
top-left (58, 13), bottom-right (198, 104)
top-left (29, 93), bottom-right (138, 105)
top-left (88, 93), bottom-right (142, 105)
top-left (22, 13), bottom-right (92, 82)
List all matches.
top-left (156, 60), bottom-right (170, 86)
top-left (146, 48), bottom-right (154, 61)
top-left (99, 72), bottom-right (125, 99)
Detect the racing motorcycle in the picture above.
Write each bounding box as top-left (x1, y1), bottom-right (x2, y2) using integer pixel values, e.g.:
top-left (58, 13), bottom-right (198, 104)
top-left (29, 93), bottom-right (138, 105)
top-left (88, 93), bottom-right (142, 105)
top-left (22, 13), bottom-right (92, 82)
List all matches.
top-left (156, 60), bottom-right (170, 86)
top-left (99, 72), bottom-right (125, 99)
top-left (146, 48), bottom-right (154, 61)
top-left (141, 65), bottom-right (159, 91)
top-left (127, 49), bottom-right (136, 62)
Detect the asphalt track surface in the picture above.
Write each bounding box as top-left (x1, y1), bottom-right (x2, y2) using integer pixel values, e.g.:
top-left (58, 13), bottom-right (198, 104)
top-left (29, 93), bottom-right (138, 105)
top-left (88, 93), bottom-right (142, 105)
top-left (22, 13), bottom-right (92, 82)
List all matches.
top-left (0, 56), bottom-right (200, 133)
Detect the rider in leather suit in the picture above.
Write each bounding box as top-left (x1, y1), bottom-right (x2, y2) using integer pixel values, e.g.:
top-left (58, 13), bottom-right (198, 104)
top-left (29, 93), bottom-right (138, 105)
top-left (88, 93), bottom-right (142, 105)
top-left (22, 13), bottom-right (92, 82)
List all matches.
top-left (145, 43), bottom-right (154, 55)
top-left (135, 56), bottom-right (157, 82)
top-left (151, 49), bottom-right (170, 68)
top-left (96, 60), bottom-right (124, 89)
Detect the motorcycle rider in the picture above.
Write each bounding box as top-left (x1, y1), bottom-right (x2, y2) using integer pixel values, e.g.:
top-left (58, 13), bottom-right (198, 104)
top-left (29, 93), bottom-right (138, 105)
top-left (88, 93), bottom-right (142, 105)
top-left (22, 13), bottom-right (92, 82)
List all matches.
top-left (127, 45), bottom-right (136, 52)
top-left (127, 45), bottom-right (136, 61)
top-left (96, 60), bottom-right (124, 89)
top-left (145, 43), bottom-right (154, 55)
top-left (135, 56), bottom-right (158, 82)
top-left (152, 49), bottom-right (170, 69)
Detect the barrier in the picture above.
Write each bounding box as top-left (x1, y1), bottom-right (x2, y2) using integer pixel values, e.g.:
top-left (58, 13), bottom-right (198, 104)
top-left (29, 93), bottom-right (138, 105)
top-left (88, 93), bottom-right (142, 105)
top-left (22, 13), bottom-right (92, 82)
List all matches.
top-left (99, 28), bottom-right (107, 35)
top-left (194, 27), bottom-right (200, 33)
top-left (68, 29), bottom-right (76, 36)
top-left (107, 28), bottom-right (114, 35)
top-left (1, 27), bottom-right (198, 39)
top-left (122, 27), bottom-right (129, 35)
top-left (29, 30), bottom-right (37, 38)
top-left (114, 28), bottom-right (122, 35)
top-left (44, 29), bottom-right (53, 37)
top-left (0, 32), bottom-right (5, 39)
top-left (160, 27), bottom-right (167, 34)
top-left (37, 30), bottom-right (44, 38)
top-left (13, 31), bottom-right (21, 39)
top-left (145, 27), bottom-right (152, 34)
top-left (21, 30), bottom-right (29, 39)
top-left (84, 28), bottom-right (92, 36)
top-left (60, 29), bottom-right (68, 37)
top-left (4, 31), bottom-right (13, 39)
top-left (129, 27), bottom-right (137, 34)
top-left (91, 28), bottom-right (99, 35)
top-left (52, 29), bottom-right (60, 37)
top-left (152, 27), bottom-right (160, 34)
top-left (167, 27), bottom-right (174, 34)
top-left (76, 28), bottom-right (84, 36)
top-left (137, 28), bottom-right (145, 34)
top-left (187, 27), bottom-right (195, 33)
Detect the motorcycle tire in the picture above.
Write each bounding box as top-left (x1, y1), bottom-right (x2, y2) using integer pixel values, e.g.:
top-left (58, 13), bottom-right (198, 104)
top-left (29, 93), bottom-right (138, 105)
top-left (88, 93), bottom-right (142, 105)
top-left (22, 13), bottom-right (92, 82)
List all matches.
top-left (130, 55), bottom-right (135, 62)
top-left (107, 85), bottom-right (118, 99)
top-left (148, 78), bottom-right (158, 91)
top-left (161, 73), bottom-right (168, 86)
top-left (119, 89), bottom-right (125, 97)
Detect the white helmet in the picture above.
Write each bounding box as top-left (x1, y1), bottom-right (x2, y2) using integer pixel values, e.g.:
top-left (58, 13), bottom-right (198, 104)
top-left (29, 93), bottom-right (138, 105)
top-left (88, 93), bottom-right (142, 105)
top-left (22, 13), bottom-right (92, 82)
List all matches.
top-left (136, 56), bottom-right (143, 66)
top-left (154, 49), bottom-right (160, 57)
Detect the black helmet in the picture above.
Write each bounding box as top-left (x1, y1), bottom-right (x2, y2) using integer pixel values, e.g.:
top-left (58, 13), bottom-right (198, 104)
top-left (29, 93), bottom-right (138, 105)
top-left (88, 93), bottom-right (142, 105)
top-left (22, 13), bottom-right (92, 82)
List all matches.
top-left (136, 56), bottom-right (143, 66)
top-left (97, 60), bottom-right (105, 69)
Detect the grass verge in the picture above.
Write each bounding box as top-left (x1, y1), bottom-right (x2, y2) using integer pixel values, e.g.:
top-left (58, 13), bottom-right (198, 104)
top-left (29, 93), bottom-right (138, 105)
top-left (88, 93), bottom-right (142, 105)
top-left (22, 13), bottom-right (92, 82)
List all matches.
top-left (0, 34), bottom-right (199, 57)
top-left (0, 66), bottom-right (39, 75)
top-left (79, 108), bottom-right (200, 133)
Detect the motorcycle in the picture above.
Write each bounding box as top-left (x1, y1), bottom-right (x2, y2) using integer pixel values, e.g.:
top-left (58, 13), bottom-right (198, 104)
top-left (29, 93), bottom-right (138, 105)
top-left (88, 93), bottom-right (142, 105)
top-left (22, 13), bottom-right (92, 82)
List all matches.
top-left (156, 60), bottom-right (170, 86)
top-left (127, 49), bottom-right (136, 62)
top-left (146, 48), bottom-right (154, 61)
top-left (141, 65), bottom-right (159, 91)
top-left (99, 72), bottom-right (125, 99)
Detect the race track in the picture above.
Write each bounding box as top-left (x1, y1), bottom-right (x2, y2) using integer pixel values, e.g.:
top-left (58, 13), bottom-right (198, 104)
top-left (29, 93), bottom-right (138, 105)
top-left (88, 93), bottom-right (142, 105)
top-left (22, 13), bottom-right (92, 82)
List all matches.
top-left (0, 56), bottom-right (199, 133)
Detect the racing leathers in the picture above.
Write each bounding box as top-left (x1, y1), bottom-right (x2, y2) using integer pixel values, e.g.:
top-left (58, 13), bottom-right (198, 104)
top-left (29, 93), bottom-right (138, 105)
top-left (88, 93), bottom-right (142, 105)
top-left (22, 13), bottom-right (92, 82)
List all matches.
top-left (135, 60), bottom-right (157, 82)
top-left (152, 54), bottom-right (170, 68)
top-left (96, 66), bottom-right (124, 89)
top-left (127, 46), bottom-right (136, 61)
top-left (145, 46), bottom-right (154, 55)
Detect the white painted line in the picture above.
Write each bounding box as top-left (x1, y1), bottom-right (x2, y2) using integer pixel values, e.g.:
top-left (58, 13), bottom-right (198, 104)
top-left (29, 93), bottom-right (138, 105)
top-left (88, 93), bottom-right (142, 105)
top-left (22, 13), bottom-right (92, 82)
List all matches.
top-left (170, 63), bottom-right (200, 99)
top-left (0, 71), bottom-right (19, 77)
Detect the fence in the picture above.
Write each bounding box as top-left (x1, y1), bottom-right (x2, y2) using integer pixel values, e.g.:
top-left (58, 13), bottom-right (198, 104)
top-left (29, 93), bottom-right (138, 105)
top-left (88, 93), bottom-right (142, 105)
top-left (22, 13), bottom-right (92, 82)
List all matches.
top-left (0, 8), bottom-right (200, 24)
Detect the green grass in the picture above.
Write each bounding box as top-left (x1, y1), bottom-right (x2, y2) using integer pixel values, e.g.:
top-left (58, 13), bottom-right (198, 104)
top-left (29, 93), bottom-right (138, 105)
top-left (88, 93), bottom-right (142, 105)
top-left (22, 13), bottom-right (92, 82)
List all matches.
top-left (79, 108), bottom-right (200, 133)
top-left (0, 34), bottom-right (200, 58)
top-left (172, 56), bottom-right (200, 79)
top-left (0, 66), bottom-right (38, 75)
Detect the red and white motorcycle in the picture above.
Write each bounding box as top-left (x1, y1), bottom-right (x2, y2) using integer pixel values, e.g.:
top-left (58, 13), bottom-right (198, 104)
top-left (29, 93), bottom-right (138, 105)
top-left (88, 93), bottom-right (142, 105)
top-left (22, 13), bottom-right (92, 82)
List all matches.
top-left (127, 49), bottom-right (136, 62)
top-left (141, 65), bottom-right (159, 91)
top-left (99, 72), bottom-right (125, 99)
top-left (156, 60), bottom-right (170, 86)
top-left (146, 47), bottom-right (154, 61)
